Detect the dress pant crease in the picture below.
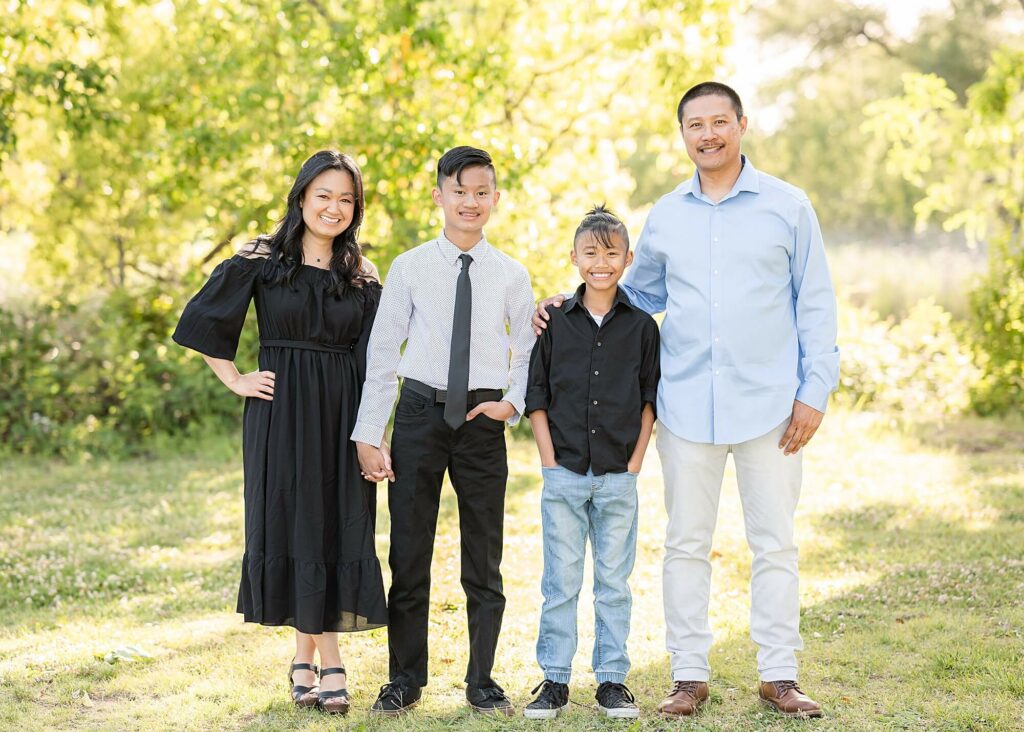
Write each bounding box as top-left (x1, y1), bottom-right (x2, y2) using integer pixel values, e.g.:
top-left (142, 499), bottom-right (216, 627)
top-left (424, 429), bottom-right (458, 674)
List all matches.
top-left (387, 388), bottom-right (507, 688)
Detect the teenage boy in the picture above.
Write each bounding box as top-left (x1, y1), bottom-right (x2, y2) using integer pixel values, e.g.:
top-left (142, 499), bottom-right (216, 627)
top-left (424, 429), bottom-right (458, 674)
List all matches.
top-left (523, 206), bottom-right (660, 720)
top-left (352, 146), bottom-right (536, 716)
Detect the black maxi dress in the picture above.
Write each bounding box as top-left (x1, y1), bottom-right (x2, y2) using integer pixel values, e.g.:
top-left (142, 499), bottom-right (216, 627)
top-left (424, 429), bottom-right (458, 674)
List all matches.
top-left (172, 254), bottom-right (387, 633)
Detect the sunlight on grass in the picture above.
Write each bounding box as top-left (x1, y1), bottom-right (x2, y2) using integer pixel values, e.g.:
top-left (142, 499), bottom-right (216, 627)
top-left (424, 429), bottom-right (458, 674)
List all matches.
top-left (2, 411), bottom-right (1023, 730)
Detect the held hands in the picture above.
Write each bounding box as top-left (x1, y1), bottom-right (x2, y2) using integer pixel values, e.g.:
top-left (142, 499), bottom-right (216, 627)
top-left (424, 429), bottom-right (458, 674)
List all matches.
top-left (466, 400), bottom-right (516, 423)
top-left (228, 370), bottom-right (275, 400)
top-left (356, 440), bottom-right (394, 482)
top-left (532, 295), bottom-right (566, 336)
top-left (779, 399), bottom-right (824, 455)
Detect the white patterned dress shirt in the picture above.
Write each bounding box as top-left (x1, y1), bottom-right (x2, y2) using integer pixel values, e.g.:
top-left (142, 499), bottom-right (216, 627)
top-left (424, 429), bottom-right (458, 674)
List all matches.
top-left (351, 232), bottom-right (536, 447)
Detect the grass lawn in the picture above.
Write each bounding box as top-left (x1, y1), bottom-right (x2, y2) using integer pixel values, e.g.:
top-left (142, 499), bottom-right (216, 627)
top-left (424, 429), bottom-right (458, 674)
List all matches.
top-left (1, 411), bottom-right (1022, 731)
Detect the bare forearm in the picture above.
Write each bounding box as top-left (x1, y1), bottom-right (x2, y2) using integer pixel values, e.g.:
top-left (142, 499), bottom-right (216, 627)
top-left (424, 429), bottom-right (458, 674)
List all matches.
top-left (529, 411), bottom-right (557, 468)
top-left (201, 355), bottom-right (275, 401)
top-left (202, 354), bottom-right (241, 388)
top-left (628, 403), bottom-right (656, 471)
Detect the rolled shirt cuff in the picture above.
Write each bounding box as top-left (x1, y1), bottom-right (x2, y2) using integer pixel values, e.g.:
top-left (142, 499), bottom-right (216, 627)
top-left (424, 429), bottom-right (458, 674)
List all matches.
top-left (523, 391), bottom-right (550, 418)
top-left (640, 388), bottom-right (659, 418)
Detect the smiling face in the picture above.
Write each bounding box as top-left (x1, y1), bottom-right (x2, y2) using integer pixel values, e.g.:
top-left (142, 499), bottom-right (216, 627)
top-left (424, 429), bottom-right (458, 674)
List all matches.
top-left (571, 230), bottom-right (632, 293)
top-left (300, 168), bottom-right (356, 242)
top-left (432, 165), bottom-right (500, 244)
top-left (679, 93), bottom-right (747, 176)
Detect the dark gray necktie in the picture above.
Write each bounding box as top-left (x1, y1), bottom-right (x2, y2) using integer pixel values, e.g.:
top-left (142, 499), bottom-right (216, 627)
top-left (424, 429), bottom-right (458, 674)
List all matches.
top-left (444, 253), bottom-right (473, 429)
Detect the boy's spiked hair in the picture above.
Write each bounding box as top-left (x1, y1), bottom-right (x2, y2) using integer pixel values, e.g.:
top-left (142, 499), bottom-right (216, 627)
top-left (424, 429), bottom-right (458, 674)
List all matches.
top-left (436, 146), bottom-right (497, 188)
top-left (676, 81), bottom-right (744, 124)
top-left (573, 204), bottom-right (630, 250)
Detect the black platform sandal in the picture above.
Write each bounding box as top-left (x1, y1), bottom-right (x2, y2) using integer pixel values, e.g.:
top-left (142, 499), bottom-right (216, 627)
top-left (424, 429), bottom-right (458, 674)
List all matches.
top-left (288, 658), bottom-right (320, 708)
top-left (317, 667), bottom-right (350, 715)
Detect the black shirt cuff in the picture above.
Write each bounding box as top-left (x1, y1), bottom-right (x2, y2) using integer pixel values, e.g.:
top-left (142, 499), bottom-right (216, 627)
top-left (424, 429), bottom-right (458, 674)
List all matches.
top-left (641, 388), bottom-right (658, 418)
top-left (524, 392), bottom-right (550, 417)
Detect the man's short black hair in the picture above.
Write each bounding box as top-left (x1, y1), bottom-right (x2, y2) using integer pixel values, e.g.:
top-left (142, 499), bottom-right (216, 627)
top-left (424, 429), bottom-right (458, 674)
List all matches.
top-left (676, 81), bottom-right (744, 124)
top-left (573, 204), bottom-right (629, 251)
top-left (436, 146), bottom-right (497, 188)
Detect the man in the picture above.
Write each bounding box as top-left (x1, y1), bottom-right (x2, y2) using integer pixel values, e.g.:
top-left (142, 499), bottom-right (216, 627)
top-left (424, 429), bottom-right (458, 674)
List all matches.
top-left (534, 81), bottom-right (838, 719)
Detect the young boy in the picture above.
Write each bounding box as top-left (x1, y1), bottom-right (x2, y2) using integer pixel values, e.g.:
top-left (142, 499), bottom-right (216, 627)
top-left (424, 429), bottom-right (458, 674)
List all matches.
top-left (351, 146), bottom-right (536, 716)
top-left (523, 206), bottom-right (660, 719)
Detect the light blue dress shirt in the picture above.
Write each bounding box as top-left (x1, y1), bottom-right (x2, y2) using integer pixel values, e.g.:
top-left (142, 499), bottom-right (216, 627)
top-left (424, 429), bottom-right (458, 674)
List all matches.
top-left (620, 156), bottom-right (839, 445)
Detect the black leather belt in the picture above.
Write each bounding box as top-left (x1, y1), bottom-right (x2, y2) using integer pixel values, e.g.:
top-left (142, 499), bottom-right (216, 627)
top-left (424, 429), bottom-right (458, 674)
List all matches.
top-left (260, 339), bottom-right (355, 353)
top-left (403, 378), bottom-right (503, 406)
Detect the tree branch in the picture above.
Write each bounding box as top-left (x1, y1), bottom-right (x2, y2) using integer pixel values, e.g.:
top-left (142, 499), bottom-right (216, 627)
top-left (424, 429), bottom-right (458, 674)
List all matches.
top-left (519, 75), bottom-right (632, 178)
top-left (200, 229), bottom-right (239, 267)
top-left (305, 0), bottom-right (333, 22)
top-left (127, 261), bottom-right (172, 283)
top-left (856, 22), bottom-right (899, 59)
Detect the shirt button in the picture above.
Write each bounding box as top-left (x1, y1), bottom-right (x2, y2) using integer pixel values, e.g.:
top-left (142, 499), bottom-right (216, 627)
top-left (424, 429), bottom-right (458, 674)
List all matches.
top-left (594, 370), bottom-right (599, 375)
top-left (714, 337), bottom-right (719, 343)
top-left (715, 369), bottom-right (720, 375)
top-left (713, 302), bottom-right (719, 308)
top-left (597, 342), bottom-right (602, 346)
top-left (591, 429), bottom-right (596, 434)
top-left (593, 400), bottom-right (598, 405)
top-left (713, 269), bottom-right (719, 275)
top-left (713, 237), bottom-right (719, 242)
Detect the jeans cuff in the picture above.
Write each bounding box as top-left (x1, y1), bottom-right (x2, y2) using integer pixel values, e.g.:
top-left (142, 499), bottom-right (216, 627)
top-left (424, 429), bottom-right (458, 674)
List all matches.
top-left (542, 668), bottom-right (571, 684)
top-left (760, 666), bottom-right (799, 683)
top-left (595, 670), bottom-right (628, 684)
top-left (672, 666), bottom-right (710, 682)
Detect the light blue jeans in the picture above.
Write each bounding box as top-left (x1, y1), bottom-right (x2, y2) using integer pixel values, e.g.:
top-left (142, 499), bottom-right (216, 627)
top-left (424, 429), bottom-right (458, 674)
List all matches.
top-left (536, 464), bottom-right (639, 684)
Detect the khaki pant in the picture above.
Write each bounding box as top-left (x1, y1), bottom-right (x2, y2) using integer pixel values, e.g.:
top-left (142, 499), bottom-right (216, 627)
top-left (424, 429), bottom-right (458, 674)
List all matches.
top-left (658, 418), bottom-right (803, 682)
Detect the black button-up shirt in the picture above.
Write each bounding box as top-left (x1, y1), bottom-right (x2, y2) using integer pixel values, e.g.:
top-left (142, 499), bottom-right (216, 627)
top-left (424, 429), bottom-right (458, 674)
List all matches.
top-left (525, 284), bottom-right (660, 476)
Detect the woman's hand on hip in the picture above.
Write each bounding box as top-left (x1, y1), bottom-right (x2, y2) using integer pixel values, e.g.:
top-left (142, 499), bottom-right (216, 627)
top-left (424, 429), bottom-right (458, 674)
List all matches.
top-left (227, 370), bottom-right (275, 400)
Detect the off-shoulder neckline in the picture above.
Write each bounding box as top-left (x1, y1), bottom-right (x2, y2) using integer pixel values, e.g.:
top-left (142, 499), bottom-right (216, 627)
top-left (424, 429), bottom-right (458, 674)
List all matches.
top-left (231, 254), bottom-right (325, 270)
top-left (229, 254), bottom-right (380, 289)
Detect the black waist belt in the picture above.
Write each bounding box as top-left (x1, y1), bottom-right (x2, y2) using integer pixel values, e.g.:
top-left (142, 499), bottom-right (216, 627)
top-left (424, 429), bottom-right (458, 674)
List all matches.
top-left (403, 378), bottom-right (504, 406)
top-left (260, 339), bottom-right (355, 353)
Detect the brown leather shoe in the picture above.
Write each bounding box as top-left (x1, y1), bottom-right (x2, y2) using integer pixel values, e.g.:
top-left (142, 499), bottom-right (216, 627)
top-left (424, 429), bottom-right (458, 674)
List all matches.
top-left (759, 680), bottom-right (823, 718)
top-left (657, 680), bottom-right (709, 717)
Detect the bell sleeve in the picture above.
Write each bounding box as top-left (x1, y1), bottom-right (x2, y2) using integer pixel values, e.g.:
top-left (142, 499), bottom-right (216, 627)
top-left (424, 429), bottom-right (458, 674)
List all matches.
top-left (172, 256), bottom-right (260, 360)
top-left (355, 280), bottom-right (383, 387)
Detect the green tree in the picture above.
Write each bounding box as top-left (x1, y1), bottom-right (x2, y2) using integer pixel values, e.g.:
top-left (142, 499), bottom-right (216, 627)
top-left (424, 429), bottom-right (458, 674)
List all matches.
top-left (1, 0), bottom-right (732, 300)
top-left (863, 48), bottom-right (1024, 411)
top-left (748, 0), bottom-right (1022, 235)
top-left (0, 0), bottom-right (735, 453)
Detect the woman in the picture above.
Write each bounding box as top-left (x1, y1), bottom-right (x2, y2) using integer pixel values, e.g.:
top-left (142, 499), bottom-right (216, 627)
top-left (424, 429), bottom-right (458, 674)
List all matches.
top-left (172, 150), bottom-right (387, 715)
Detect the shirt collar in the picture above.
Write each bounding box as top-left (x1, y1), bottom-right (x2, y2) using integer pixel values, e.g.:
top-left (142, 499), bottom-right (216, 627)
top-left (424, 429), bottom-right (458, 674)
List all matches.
top-left (677, 154), bottom-right (760, 203)
top-left (437, 230), bottom-right (492, 265)
top-left (563, 282), bottom-right (636, 314)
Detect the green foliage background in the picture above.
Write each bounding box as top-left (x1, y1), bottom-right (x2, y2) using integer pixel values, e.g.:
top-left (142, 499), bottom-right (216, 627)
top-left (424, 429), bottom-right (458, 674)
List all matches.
top-left (1, 0), bottom-right (1022, 455)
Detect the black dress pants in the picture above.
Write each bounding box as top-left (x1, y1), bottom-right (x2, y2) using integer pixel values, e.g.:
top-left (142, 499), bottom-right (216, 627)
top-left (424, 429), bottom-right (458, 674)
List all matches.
top-left (387, 385), bottom-right (509, 689)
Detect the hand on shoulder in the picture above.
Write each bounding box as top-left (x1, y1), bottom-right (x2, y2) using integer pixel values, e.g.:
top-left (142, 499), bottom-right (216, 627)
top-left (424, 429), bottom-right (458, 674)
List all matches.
top-left (532, 294), bottom-right (566, 335)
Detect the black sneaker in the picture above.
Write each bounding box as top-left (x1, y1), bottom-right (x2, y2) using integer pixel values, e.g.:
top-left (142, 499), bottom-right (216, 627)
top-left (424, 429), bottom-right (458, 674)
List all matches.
top-left (369, 681), bottom-right (421, 716)
top-left (596, 681), bottom-right (640, 719)
top-left (466, 683), bottom-right (515, 716)
top-left (524, 680), bottom-right (570, 720)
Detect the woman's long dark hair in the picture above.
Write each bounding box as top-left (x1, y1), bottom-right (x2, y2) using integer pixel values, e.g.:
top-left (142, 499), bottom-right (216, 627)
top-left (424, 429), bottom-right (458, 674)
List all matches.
top-left (250, 150), bottom-right (365, 295)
